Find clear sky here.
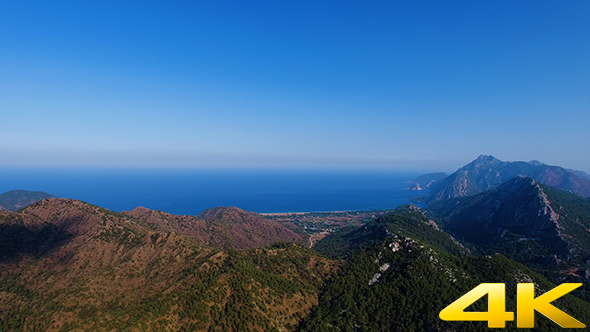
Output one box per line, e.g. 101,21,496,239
1,1,589,172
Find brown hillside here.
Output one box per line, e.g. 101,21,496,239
0,199,337,331
123,205,305,250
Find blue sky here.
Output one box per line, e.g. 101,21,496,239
1,1,589,172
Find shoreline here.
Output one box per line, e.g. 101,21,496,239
260,208,397,216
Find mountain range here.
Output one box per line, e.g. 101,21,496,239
413,155,590,201
417,155,590,305
1,155,590,331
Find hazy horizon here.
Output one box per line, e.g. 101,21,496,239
1,153,587,176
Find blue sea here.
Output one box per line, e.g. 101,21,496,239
0,169,424,215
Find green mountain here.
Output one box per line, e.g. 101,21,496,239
425,155,590,201
430,177,590,264
429,176,590,302
313,205,466,259
300,206,590,331
0,190,55,211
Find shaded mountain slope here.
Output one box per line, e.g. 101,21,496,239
429,176,590,302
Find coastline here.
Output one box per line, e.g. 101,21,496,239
259,209,396,216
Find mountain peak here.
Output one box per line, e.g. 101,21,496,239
197,206,248,222
426,156,590,201
476,154,495,161
504,174,537,187
195,206,304,248
469,154,501,166
126,206,154,217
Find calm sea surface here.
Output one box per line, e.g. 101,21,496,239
0,169,425,215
